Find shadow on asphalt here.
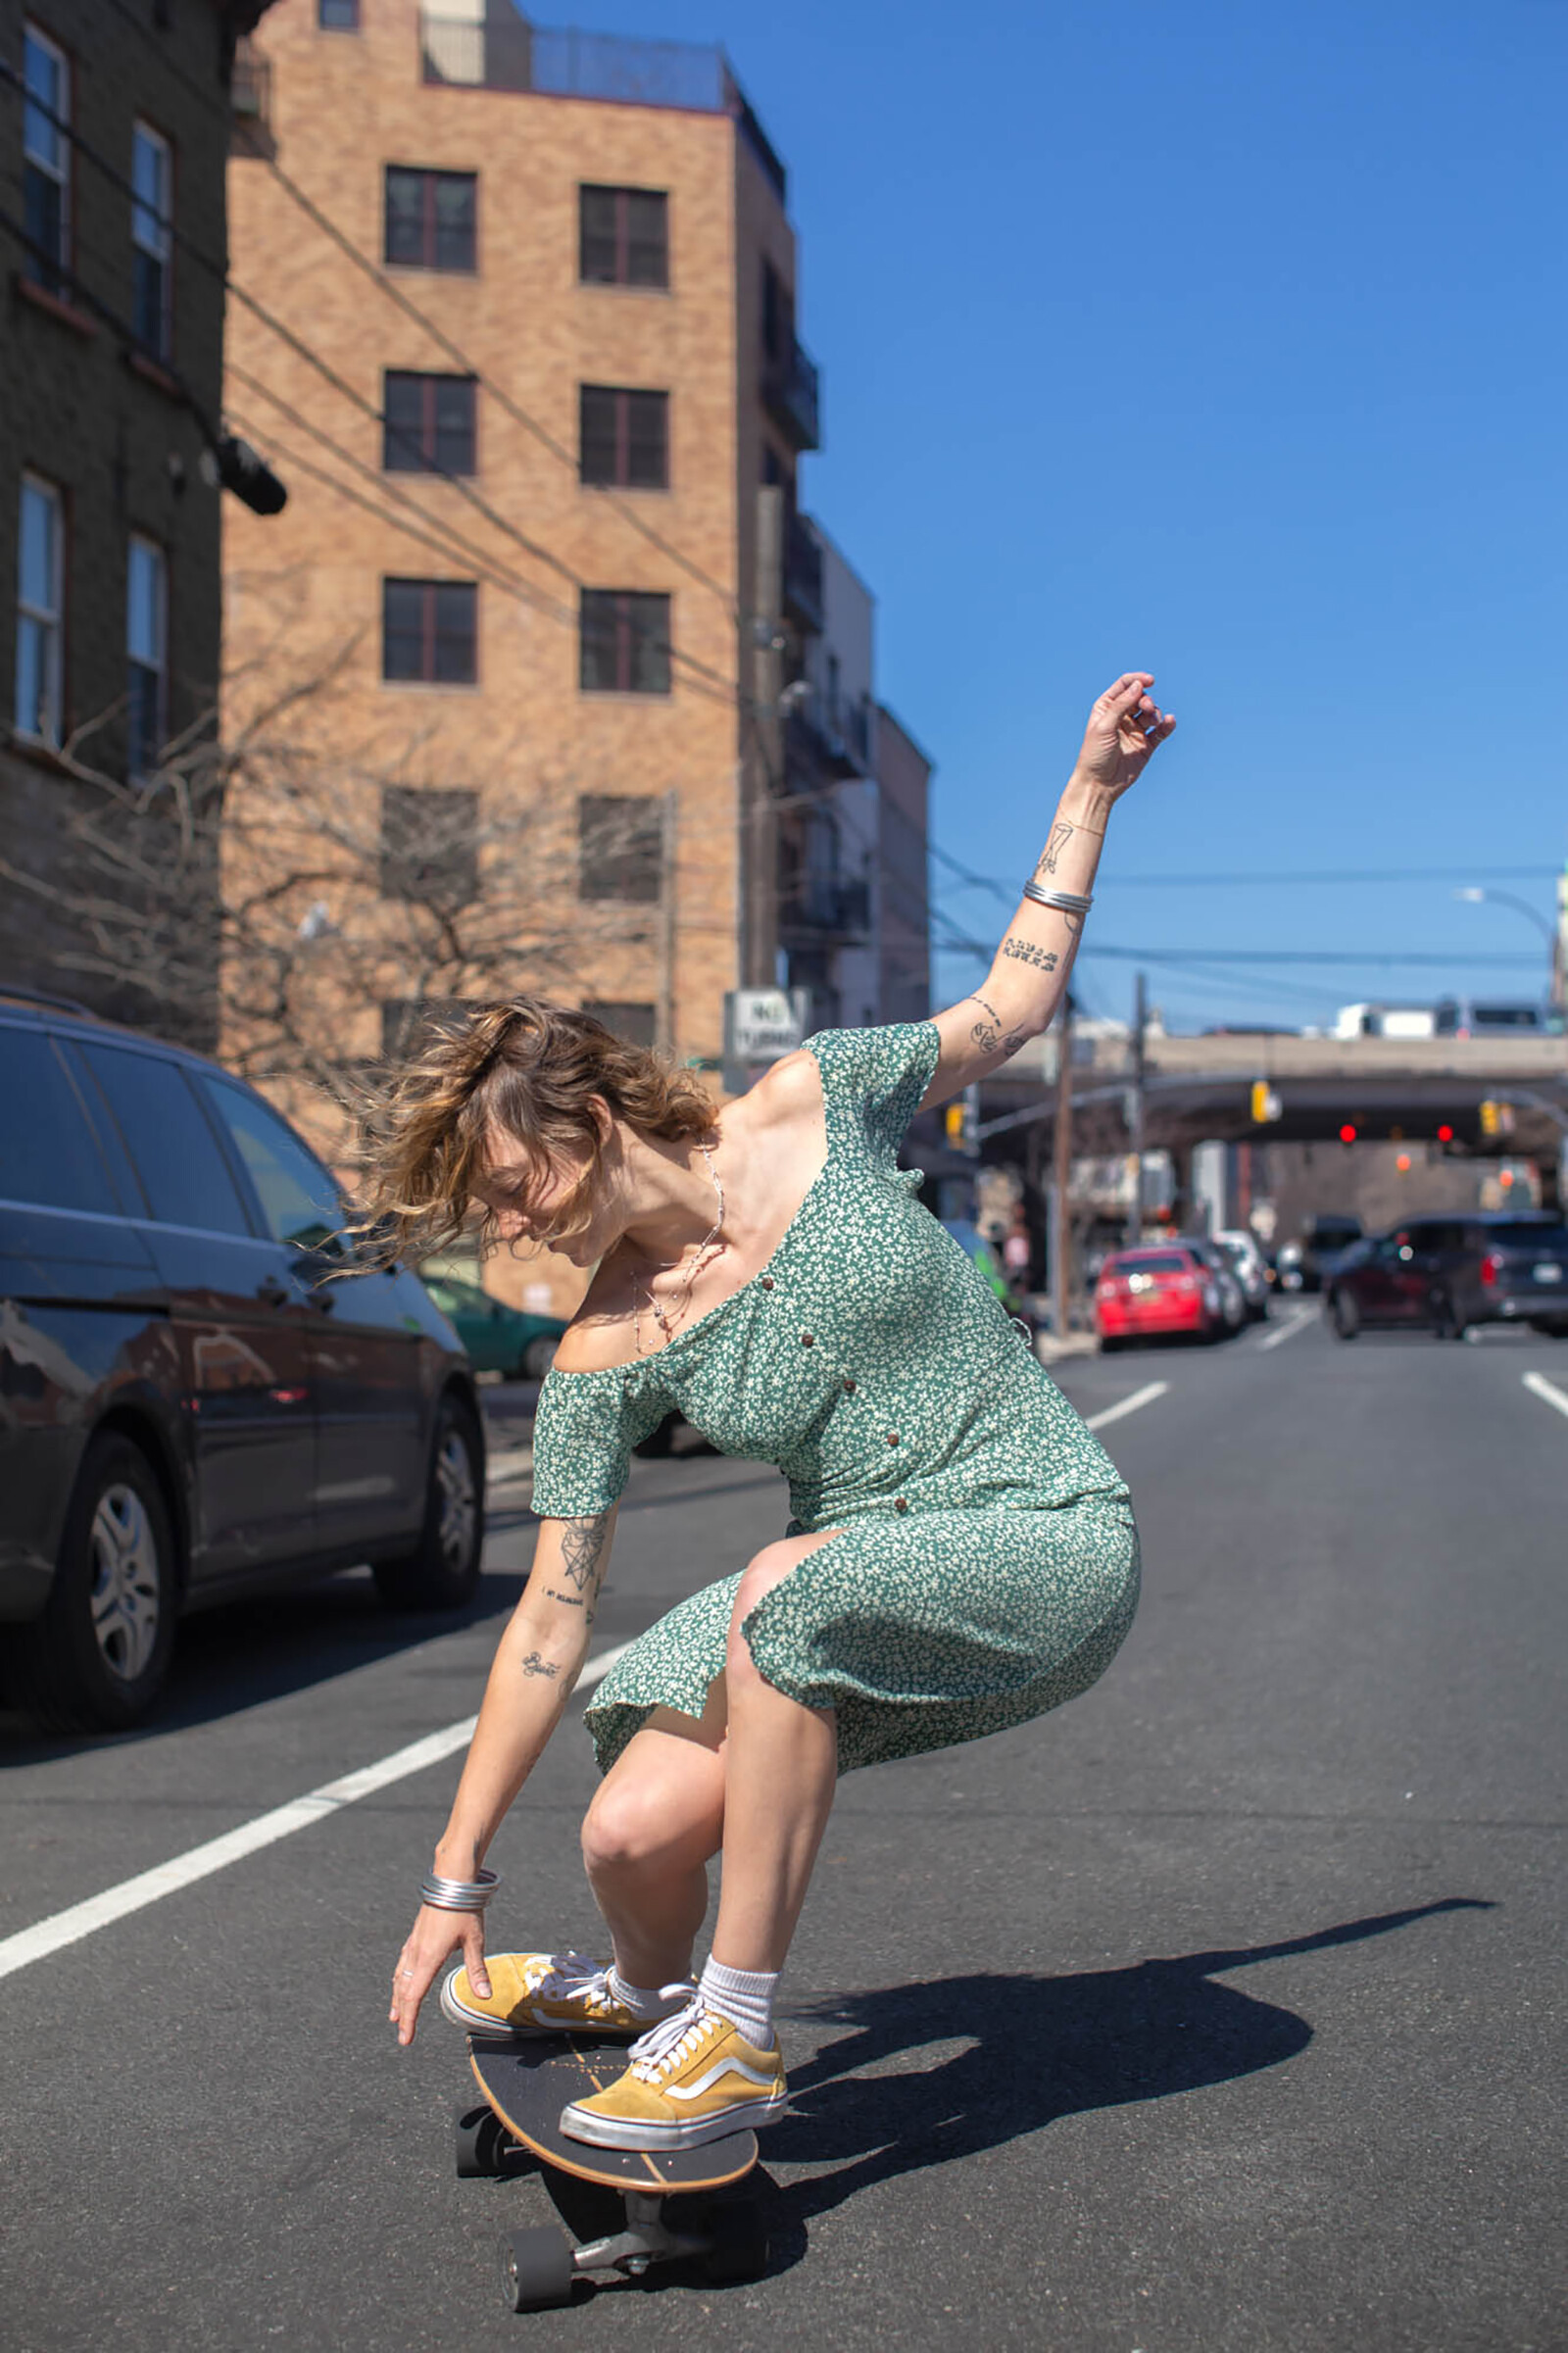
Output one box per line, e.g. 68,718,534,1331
0,1561,523,1765
768,1897,1493,2230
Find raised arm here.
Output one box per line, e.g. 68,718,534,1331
919,672,1176,1113
389,1505,617,2043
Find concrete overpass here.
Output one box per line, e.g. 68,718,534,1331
977,1030,1568,1168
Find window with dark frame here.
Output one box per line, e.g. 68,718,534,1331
579,386,668,489
378,785,479,909
383,371,476,474
126,534,167,777
16,473,64,744
579,185,667,287
22,24,70,298
581,1002,657,1049
384,168,476,271
131,121,172,361
382,578,477,684
579,590,670,696
318,0,360,26
577,797,662,903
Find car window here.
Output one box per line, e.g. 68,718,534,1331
1112,1252,1191,1275
78,1044,251,1235
0,1027,121,1215
1488,1221,1568,1251
204,1078,344,1255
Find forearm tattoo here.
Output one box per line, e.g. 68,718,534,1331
518,1650,560,1679
1037,821,1073,877
1002,936,1059,972
964,993,1028,1059
544,1510,612,1629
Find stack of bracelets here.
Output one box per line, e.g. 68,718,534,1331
1021,881,1094,916
418,1866,500,1914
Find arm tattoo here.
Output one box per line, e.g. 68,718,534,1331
559,1513,611,1596
518,1650,560,1680
1037,821,1073,877
1002,935,1059,972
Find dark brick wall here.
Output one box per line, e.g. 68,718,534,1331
0,0,242,1032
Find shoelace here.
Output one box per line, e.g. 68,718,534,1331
534,1952,616,2010
629,2004,720,2082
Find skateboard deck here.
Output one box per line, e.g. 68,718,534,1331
469,2033,759,2194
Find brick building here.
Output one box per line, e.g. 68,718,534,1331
1,0,271,1041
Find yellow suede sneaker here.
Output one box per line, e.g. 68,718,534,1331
440,1950,695,2038
559,2005,788,2150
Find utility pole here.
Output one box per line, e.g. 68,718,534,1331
746,486,786,990
1052,995,1075,1340
1127,968,1147,1247
657,788,678,1058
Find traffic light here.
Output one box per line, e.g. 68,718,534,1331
1339,1123,1357,1146
1480,1100,1498,1137
1250,1080,1282,1123
1437,1124,1454,1146
945,1083,980,1156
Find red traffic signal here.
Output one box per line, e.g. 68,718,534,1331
1437,1124,1454,1145
1339,1123,1357,1145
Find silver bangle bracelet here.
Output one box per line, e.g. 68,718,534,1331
419,1867,499,1913
1022,880,1094,915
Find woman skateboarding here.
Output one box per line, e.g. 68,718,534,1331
384,672,1175,2151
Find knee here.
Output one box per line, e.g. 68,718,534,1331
580,1783,664,1878
725,1542,798,1679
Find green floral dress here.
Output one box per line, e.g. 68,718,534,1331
529,1021,1141,1777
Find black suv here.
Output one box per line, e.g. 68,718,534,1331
1325,1210,1568,1340
0,996,485,1731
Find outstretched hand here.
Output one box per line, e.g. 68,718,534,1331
1071,672,1176,801
390,1901,492,2047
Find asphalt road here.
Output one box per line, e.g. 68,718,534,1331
2,1308,1563,2352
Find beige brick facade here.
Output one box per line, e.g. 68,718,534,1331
224,0,816,1313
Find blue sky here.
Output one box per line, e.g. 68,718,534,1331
571,0,1566,1030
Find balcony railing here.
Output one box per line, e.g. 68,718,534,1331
785,692,871,784
779,875,871,940
418,13,787,200
762,334,820,452
782,515,823,634
229,39,273,152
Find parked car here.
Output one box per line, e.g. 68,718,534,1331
1276,1214,1364,1293
1325,1212,1568,1340
420,1273,564,1380
1094,1244,1232,1349
1210,1229,1271,1320
1433,998,1562,1038
941,1216,1037,1332
0,994,485,1732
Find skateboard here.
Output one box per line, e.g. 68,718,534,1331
459,2033,769,2312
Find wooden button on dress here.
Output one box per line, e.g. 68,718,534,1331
894,1496,909,1513
842,1376,857,1394
760,1276,774,1290
886,1432,900,1446
800,1332,814,1346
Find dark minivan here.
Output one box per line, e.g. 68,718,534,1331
0,995,485,1731
1325,1211,1568,1340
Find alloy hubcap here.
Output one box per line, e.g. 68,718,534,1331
88,1484,162,1683
436,1430,477,1570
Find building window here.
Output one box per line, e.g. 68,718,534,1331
580,387,668,490
22,25,71,298
383,371,476,474
385,167,476,271
126,534,167,776
581,1002,657,1049
579,186,667,288
379,786,479,908
579,591,670,696
318,0,360,25
130,122,172,361
577,797,662,903
382,578,477,684
15,474,64,744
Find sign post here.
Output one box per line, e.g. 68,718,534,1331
722,987,811,1096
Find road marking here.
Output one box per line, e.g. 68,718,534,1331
1086,1381,1168,1432
1522,1370,1568,1422
0,1638,635,1985
1255,1305,1316,1351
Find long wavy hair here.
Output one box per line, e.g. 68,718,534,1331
355,998,716,1266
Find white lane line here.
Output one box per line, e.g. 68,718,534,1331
0,1638,636,1985
1522,1370,1568,1422
1086,1381,1169,1432
1255,1305,1316,1351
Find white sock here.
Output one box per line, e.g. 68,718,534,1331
699,1956,779,2048
607,1965,692,2022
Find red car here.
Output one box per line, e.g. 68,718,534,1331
1095,1245,1228,1349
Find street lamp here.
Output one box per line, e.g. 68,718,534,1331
1452,886,1561,1010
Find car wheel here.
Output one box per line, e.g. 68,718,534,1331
1428,1286,1458,1341
1099,1335,1122,1354
372,1394,485,1611
519,1335,558,1381
4,1431,179,1733
1329,1290,1360,1340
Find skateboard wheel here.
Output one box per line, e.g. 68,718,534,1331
455,2105,512,2179
499,2226,577,2313
700,2196,770,2284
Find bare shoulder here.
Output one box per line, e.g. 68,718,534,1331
748,1046,824,1133
553,1270,640,1374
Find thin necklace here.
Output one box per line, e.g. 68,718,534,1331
631,1137,726,1355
